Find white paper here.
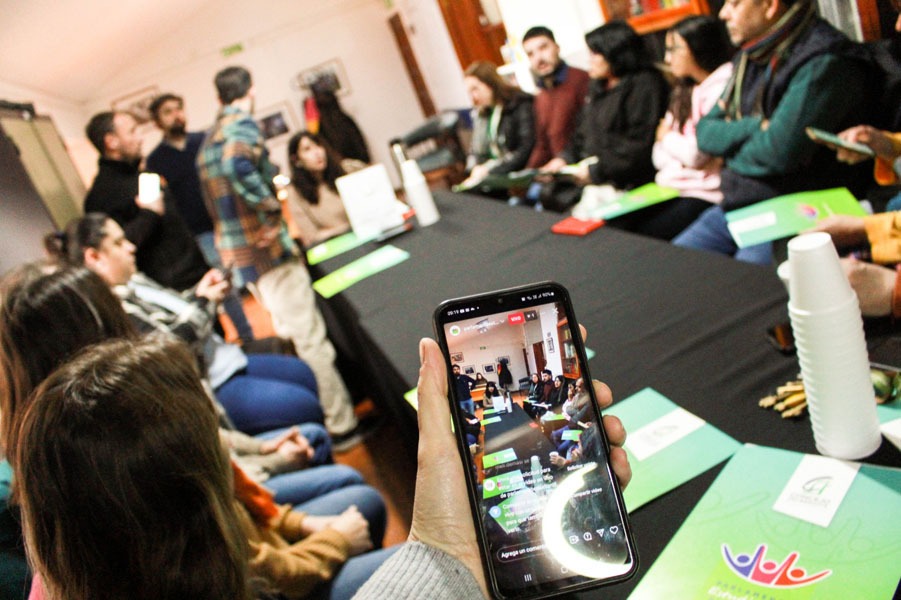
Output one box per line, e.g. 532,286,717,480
624,407,706,462
727,211,777,235
335,164,406,238
772,454,859,528
880,418,901,452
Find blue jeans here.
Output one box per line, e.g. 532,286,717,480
325,546,400,600
216,354,323,434
196,231,255,341
297,484,388,550
459,399,475,414
673,205,773,265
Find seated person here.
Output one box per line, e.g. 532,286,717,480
473,372,488,388
548,375,568,407
459,61,535,190
542,21,669,202
14,336,396,600
672,0,872,265
640,16,735,241
46,214,327,437
284,131,367,248
0,264,377,516
523,372,544,417
483,381,502,401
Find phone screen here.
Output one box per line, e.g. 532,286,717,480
434,282,637,598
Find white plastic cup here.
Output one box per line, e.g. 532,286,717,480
787,233,856,312
401,160,440,227
786,232,881,460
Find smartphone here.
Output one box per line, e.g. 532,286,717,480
766,322,795,355
137,172,161,206
434,282,638,599
805,127,875,157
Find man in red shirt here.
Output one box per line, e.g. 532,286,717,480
523,26,590,169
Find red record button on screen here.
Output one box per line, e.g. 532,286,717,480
508,312,525,325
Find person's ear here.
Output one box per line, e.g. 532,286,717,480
104,131,118,154
764,0,783,21
83,247,102,270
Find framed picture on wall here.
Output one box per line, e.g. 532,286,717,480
463,365,475,375
293,58,351,96
484,364,495,373
255,101,298,141
450,351,464,363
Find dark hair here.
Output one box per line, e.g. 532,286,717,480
215,66,252,104
542,369,552,376
15,337,249,600
148,93,183,121
523,26,555,43
673,15,734,74
44,213,109,266
584,20,653,77
486,381,499,393
0,265,135,454
464,61,522,110
668,16,735,132
287,131,346,205
85,111,117,153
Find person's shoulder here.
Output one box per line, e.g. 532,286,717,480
340,158,368,174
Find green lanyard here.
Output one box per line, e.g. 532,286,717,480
487,105,502,159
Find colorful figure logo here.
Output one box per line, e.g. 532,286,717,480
798,204,819,220
722,544,831,588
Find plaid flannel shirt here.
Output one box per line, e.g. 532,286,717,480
196,105,295,287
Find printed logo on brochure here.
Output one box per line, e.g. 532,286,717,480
722,543,831,589
797,204,819,220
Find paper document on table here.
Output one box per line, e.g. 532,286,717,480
629,444,901,600
772,454,859,528
311,245,409,299
725,187,865,248
336,164,407,238
605,387,740,510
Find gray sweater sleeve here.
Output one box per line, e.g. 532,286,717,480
352,542,485,599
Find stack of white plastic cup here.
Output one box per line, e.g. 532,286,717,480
400,159,440,227
786,232,881,459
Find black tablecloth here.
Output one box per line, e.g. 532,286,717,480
313,192,901,599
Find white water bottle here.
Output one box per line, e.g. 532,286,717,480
401,159,440,227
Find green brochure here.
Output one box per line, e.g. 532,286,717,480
592,183,680,220
605,388,741,511
629,444,901,599
312,245,410,299
305,231,375,266
726,187,865,248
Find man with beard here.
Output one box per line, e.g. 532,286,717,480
83,110,208,291
522,26,590,169
145,93,254,341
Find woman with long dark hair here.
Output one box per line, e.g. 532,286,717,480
285,131,367,247
460,61,535,189
544,21,669,191
639,15,736,240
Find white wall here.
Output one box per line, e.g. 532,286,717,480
2,0,465,188
496,0,605,72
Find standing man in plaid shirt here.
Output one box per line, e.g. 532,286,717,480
196,66,361,448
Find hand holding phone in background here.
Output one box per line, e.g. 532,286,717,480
136,173,165,215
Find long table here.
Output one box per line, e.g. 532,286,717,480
312,192,901,599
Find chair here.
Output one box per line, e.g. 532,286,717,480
389,110,469,189
517,377,531,392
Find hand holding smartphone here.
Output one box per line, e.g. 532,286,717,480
433,282,637,599
805,127,875,157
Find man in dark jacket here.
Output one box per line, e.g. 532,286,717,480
83,111,208,291
673,0,871,264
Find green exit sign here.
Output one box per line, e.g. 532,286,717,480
221,43,244,57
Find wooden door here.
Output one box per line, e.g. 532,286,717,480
437,0,508,69
532,341,546,373
388,13,437,118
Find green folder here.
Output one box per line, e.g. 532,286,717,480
629,444,901,599
305,232,375,266
725,187,865,248
312,245,409,299
605,387,740,511
592,183,680,220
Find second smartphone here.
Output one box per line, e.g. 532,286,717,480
434,282,637,599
